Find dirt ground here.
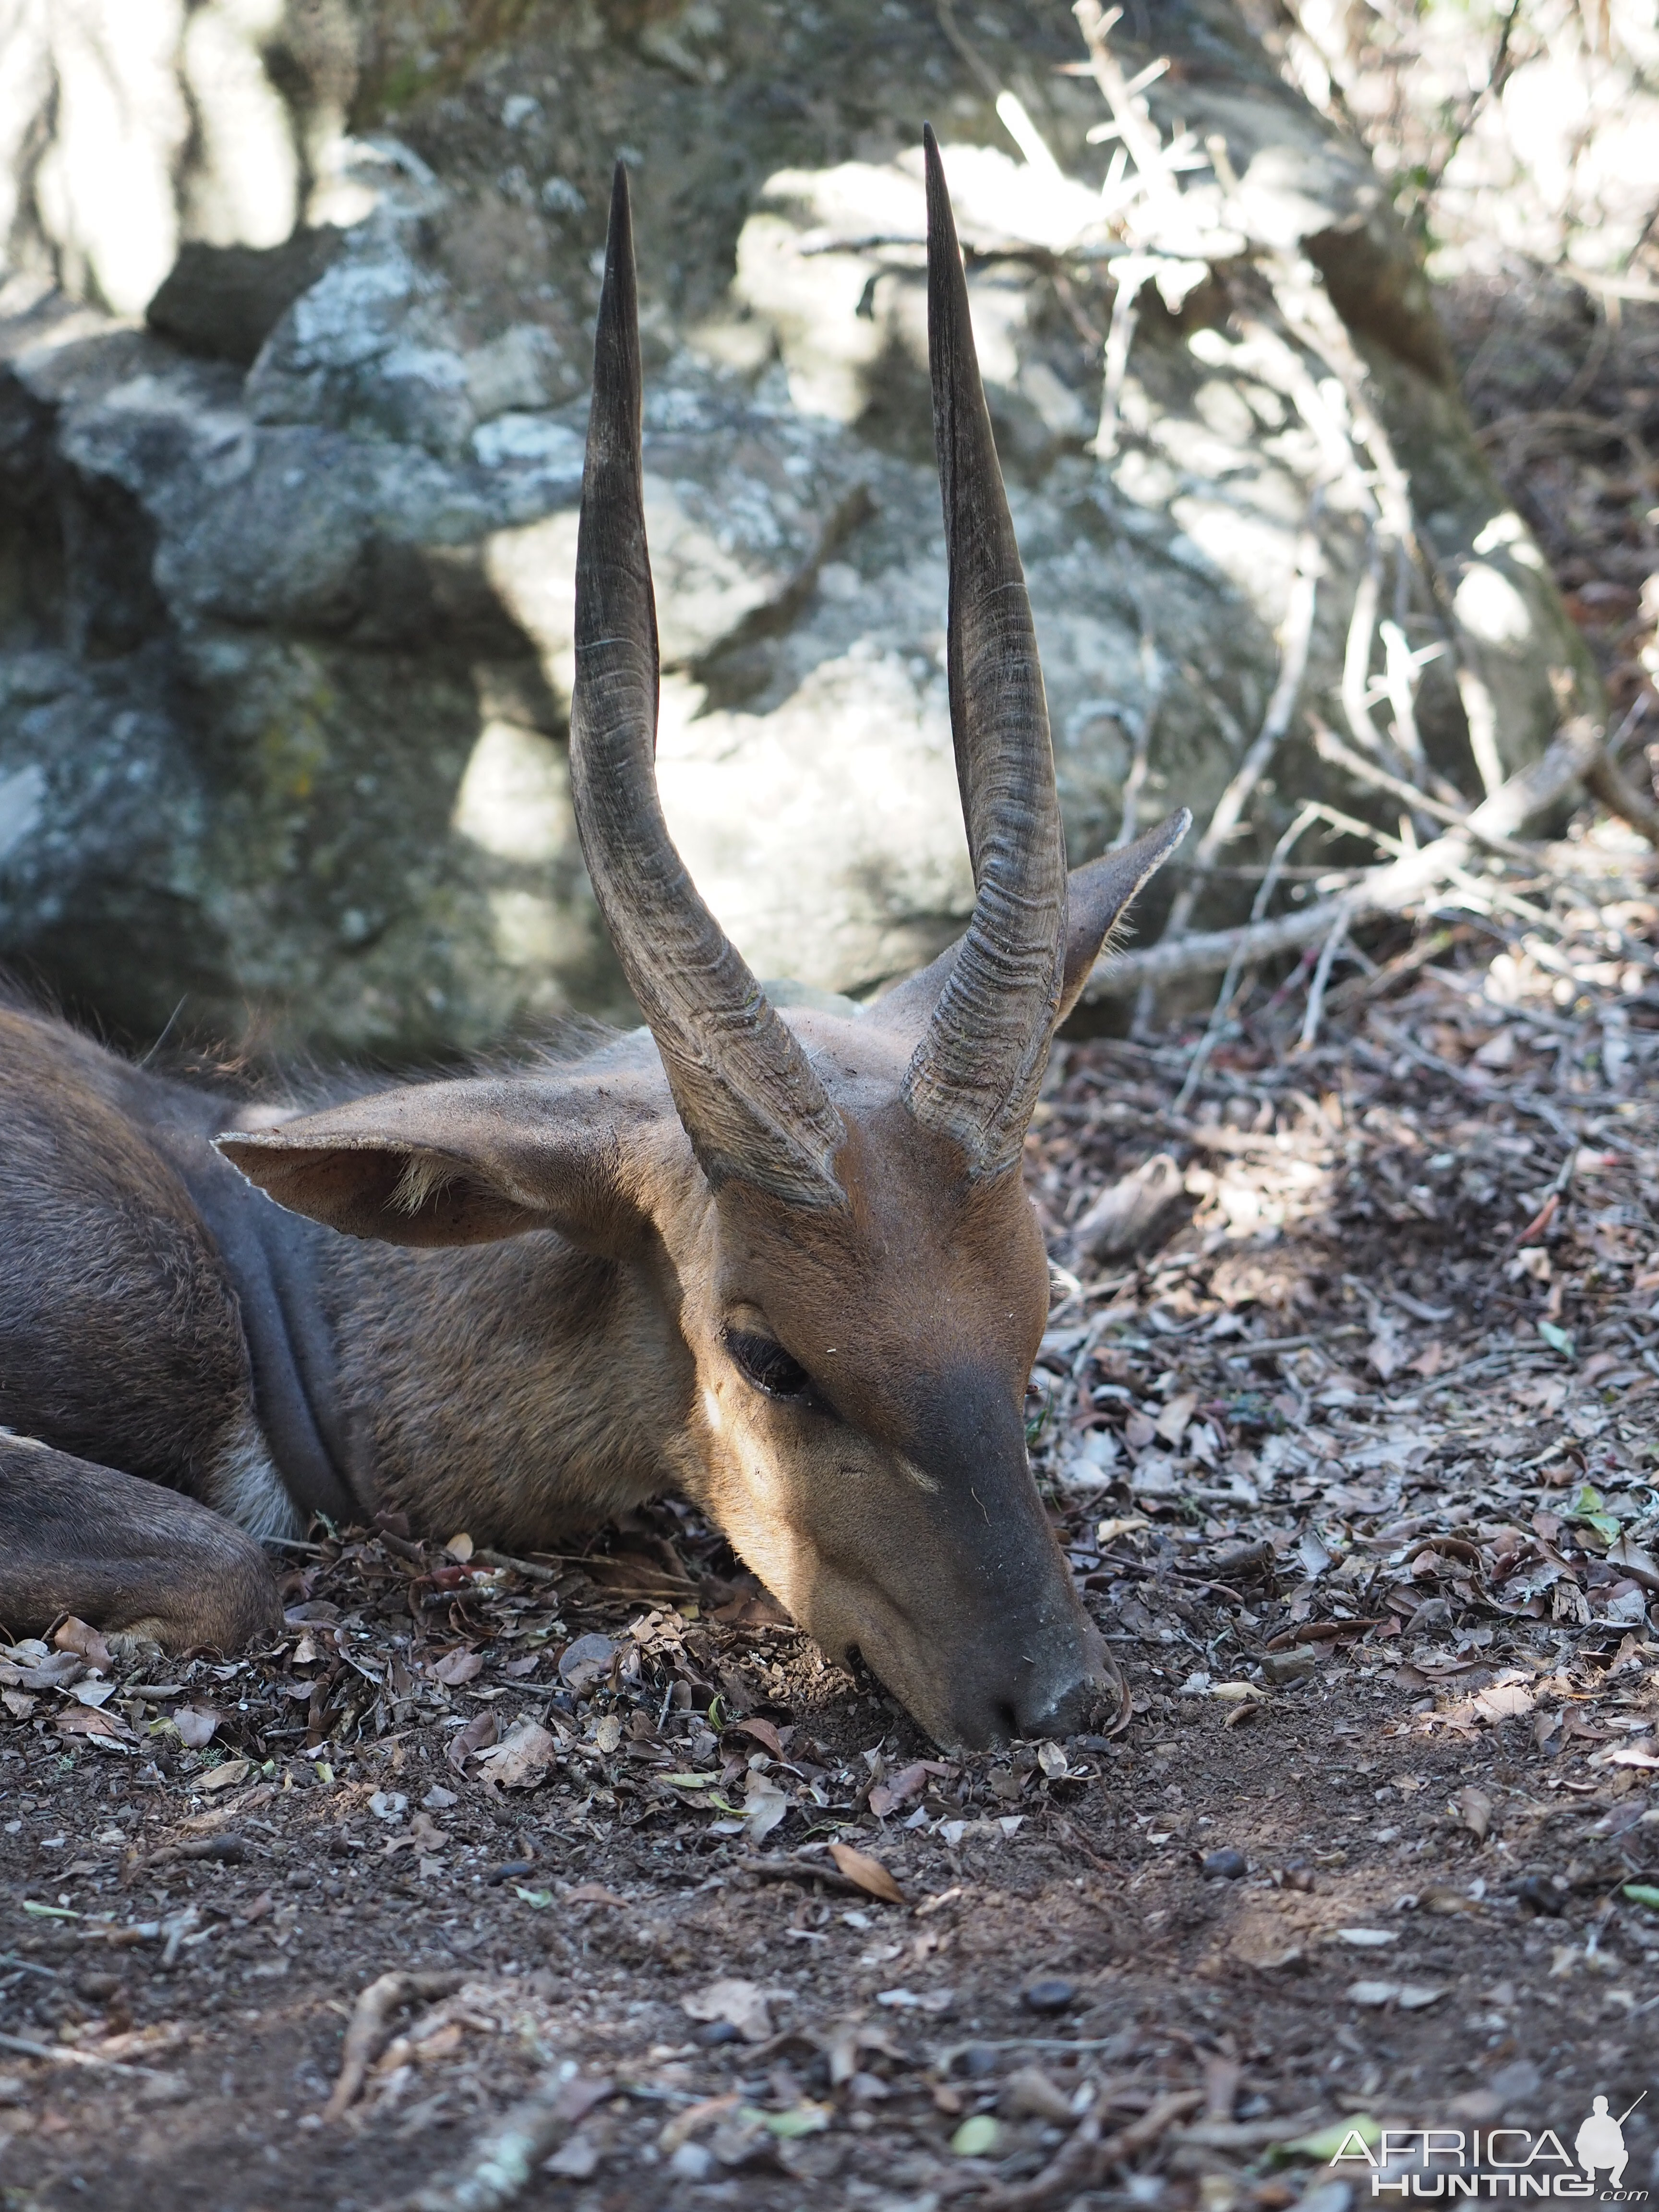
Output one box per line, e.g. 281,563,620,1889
4,916,1659,2212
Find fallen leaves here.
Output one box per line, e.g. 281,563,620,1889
472,1718,556,1789
1347,1979,1448,2009
680,1978,779,2043
446,1710,497,1774
828,1841,905,1905
1458,1785,1495,1842
194,1758,253,1793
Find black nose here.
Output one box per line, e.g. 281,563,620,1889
946,1625,1117,1750
1015,1666,1113,1742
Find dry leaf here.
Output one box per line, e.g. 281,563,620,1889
868,1760,932,1819
429,1649,483,1687
446,1709,497,1774
829,1842,905,1906
53,1617,112,1673
445,1533,474,1562
559,1633,617,1690
732,1717,786,1760
565,1882,628,1909
593,1713,623,1755
54,1704,135,1744
196,1757,253,1791
681,1977,776,2042
743,1777,790,1844
1367,1327,1403,1381
1458,1786,1494,1843
473,1717,556,1788
1155,1391,1198,1446
171,1707,222,1750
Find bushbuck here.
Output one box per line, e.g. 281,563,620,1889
0,136,1186,1750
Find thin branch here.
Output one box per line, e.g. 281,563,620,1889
1071,0,1185,214
1298,902,1353,1050
1174,802,1324,1110
1087,717,1604,998
1164,511,1323,935
1094,273,1142,458
1138,511,1322,1037
1581,746,1659,849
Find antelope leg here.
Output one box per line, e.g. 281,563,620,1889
0,1433,283,1655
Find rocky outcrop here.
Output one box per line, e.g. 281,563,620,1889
0,0,1597,1057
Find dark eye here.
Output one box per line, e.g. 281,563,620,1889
726,1329,812,1401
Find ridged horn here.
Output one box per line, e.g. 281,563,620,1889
570,166,847,1208
899,128,1068,1179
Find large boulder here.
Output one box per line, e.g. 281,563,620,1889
0,0,1596,1056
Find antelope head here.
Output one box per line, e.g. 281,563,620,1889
222,138,1188,1750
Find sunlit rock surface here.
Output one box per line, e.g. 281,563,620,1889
0,0,1597,1057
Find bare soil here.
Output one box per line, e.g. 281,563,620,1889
4,941,1659,2212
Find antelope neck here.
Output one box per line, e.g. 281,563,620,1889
185,1147,358,1527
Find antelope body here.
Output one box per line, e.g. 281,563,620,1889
0,141,1185,1749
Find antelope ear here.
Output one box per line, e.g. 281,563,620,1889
215,1070,659,1252
868,809,1190,1039
1053,808,1190,1026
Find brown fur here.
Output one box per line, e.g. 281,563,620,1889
0,1433,281,1652
0,824,1182,1748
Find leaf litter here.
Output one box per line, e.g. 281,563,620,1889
5,919,1659,2210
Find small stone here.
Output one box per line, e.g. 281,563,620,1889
951,2114,1002,2157
1022,1977,1075,2014
1202,1848,1248,1880
668,2142,713,2181
960,2044,1001,2079
696,2019,743,2047
1513,1873,1563,1916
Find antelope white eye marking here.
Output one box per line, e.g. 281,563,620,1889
899,1455,941,1495
701,1386,724,1433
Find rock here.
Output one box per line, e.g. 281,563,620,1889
1021,1976,1076,2013
147,230,349,366
0,0,1596,1058
1201,1847,1249,1880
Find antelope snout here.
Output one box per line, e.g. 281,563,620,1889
942,1614,1115,1751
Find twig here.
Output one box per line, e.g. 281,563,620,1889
1456,662,1505,797
1110,634,1167,850
1341,535,1386,757
324,1969,462,2121
0,2028,169,2080
1071,1,1184,215
1161,510,1323,943
1299,901,1353,1050
1173,802,1322,1108
1310,720,1540,863
1095,272,1142,459
404,2066,613,2212
1087,717,1603,998
737,1854,872,1897
1580,746,1659,849
979,2084,1204,2210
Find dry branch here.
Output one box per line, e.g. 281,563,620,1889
404,2067,614,2212
323,1969,462,2121
979,2085,1204,2210
1086,718,1604,999
1581,746,1659,849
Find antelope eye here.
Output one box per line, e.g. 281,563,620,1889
725,1329,812,1401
